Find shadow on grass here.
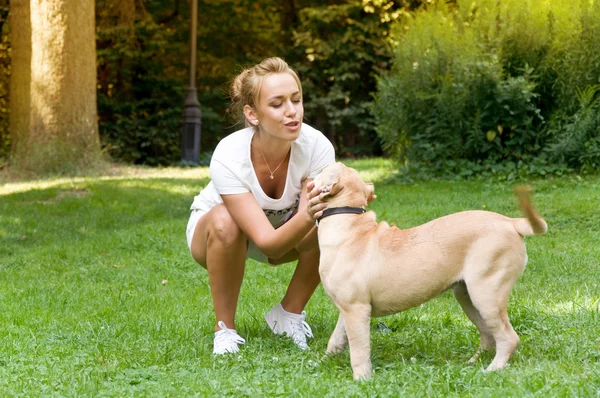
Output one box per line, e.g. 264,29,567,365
0,177,209,256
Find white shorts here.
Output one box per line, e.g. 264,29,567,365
186,210,270,264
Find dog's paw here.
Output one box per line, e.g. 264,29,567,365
353,369,373,381
484,362,509,372
324,348,344,356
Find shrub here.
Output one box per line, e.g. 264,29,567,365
543,0,600,113
375,0,600,175
546,85,600,172
289,0,404,157
374,2,544,171
96,11,225,166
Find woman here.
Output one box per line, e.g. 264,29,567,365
186,57,335,354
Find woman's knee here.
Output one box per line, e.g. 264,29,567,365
207,205,246,247
191,205,246,266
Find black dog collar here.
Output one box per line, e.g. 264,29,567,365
316,206,366,226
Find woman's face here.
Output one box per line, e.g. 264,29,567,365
251,72,303,141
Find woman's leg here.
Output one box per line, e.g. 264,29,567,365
281,245,321,313
190,204,247,332
264,232,320,349
268,228,320,314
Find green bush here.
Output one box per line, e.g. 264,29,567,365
96,11,226,166
289,1,403,157
374,3,543,171
375,0,600,174
546,85,600,172
543,0,600,113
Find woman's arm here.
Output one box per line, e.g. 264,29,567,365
221,179,324,259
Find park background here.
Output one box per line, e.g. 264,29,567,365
1,0,600,177
1,0,599,396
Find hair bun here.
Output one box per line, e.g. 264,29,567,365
230,69,250,104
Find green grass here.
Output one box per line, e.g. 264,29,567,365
1,159,598,397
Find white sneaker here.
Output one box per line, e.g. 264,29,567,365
265,303,314,350
213,321,245,355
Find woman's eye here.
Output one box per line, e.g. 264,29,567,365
271,103,282,108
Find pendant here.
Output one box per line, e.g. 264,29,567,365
270,174,274,179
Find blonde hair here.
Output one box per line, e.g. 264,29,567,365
229,57,303,127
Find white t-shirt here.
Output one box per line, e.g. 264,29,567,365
190,123,335,229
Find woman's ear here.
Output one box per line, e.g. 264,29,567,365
243,105,258,126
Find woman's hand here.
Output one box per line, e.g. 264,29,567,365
303,180,328,221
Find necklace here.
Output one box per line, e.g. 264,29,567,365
257,142,289,179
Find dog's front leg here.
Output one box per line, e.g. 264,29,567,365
341,304,372,380
326,313,348,355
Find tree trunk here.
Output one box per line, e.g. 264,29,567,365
280,0,297,48
8,0,31,159
10,0,102,174
117,0,136,28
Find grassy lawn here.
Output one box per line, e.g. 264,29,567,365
1,159,598,396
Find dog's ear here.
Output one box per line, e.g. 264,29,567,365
315,162,346,200
318,169,343,200
319,180,342,200
364,182,374,202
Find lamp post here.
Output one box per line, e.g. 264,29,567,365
181,0,201,165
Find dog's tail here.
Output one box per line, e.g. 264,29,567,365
512,185,548,237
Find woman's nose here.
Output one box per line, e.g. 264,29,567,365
284,100,296,116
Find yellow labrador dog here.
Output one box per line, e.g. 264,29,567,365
313,162,547,380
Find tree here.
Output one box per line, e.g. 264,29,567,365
288,0,404,156
9,0,103,174
7,0,29,165
280,0,298,48
0,1,10,165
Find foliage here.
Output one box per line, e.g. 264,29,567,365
3,0,600,171
389,155,574,184
96,14,183,165
1,160,599,394
0,1,10,167
375,0,600,174
183,0,283,142
95,0,285,165
546,85,600,173
95,2,186,165
94,0,414,165
543,0,600,113
288,0,405,157
375,3,545,171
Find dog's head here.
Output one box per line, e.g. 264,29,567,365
313,162,374,208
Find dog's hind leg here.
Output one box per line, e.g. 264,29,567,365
326,313,349,355
479,308,519,371
466,275,520,371
453,281,495,363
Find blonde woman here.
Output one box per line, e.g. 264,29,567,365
186,57,335,354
